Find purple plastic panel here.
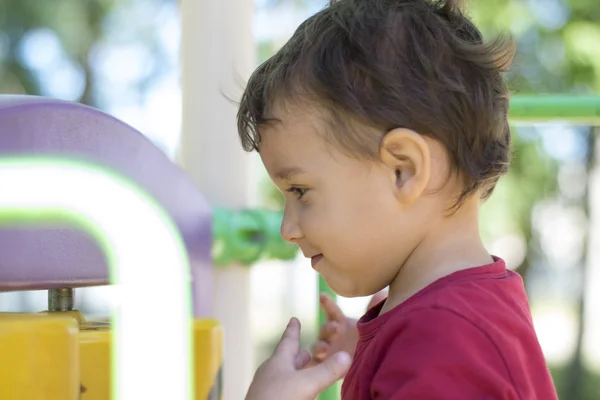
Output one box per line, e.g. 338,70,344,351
0,95,212,317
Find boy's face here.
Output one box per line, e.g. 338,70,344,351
259,110,432,298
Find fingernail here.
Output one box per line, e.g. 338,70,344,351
329,322,339,333
333,352,352,365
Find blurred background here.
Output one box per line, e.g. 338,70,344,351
0,0,598,398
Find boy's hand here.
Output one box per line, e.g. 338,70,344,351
310,291,387,365
245,318,351,400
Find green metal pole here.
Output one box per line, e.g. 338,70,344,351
212,208,297,265
509,95,600,124
318,275,340,400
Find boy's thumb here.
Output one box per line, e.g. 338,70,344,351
302,351,351,394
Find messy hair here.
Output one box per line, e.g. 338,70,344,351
237,0,516,206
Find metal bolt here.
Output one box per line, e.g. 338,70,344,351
48,288,75,311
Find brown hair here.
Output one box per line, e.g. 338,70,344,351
237,0,516,206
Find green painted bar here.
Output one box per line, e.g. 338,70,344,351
509,95,600,124
318,274,340,400
318,275,337,325
212,208,297,265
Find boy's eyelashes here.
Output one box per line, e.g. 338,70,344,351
285,186,308,200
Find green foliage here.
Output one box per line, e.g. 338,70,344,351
550,363,600,400
481,130,558,245
0,0,171,106
470,0,600,93
0,0,117,104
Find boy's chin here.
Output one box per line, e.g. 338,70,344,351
322,277,371,298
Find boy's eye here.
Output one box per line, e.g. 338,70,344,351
286,187,308,200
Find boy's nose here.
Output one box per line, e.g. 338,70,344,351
280,208,303,243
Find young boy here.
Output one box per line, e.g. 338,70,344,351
239,0,558,398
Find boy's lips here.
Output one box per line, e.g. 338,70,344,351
311,254,323,267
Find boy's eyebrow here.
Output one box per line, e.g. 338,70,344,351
275,166,305,181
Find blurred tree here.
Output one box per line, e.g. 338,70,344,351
0,0,114,105
0,0,174,107
472,2,599,398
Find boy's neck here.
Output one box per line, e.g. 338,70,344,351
381,199,492,314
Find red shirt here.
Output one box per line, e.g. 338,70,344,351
341,258,557,400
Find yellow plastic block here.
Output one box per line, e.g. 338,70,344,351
0,314,80,400
0,313,222,400
78,318,222,400
194,319,223,399
79,321,111,399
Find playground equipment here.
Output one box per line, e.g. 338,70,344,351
0,95,294,400
0,94,598,400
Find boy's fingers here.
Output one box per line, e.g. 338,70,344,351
274,317,301,359
302,351,352,395
318,321,340,339
320,293,345,323
294,348,312,370
311,340,330,359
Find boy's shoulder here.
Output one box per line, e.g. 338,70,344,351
343,258,557,400
402,258,532,326
366,258,537,357
361,257,531,334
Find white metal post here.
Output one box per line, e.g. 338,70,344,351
179,0,256,399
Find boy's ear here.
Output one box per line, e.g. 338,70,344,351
379,128,431,206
